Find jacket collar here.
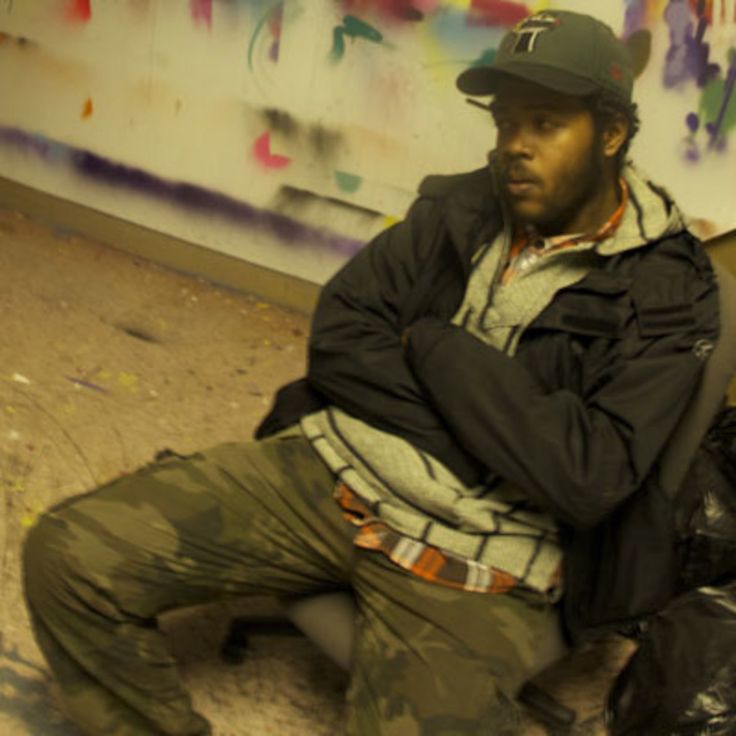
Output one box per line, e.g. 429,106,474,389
596,163,687,256
416,160,688,270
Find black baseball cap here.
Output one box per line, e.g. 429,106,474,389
457,10,634,103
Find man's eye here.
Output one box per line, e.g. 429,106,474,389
535,117,557,131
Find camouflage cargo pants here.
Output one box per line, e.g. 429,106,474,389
23,428,560,735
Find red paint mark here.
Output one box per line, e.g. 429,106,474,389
81,98,94,119
610,62,623,82
268,2,284,62
268,3,283,38
468,0,530,27
339,0,439,22
190,0,212,29
252,132,291,170
65,0,92,23
688,0,713,24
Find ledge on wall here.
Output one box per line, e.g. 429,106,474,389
0,175,321,315
2,174,735,317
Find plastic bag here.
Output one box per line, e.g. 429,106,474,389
608,582,736,735
674,407,736,592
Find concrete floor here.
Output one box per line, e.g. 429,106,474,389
0,206,635,734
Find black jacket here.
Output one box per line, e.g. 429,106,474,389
256,166,720,641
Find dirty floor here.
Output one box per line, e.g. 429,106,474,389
0,207,634,735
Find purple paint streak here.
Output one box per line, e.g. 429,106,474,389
623,0,646,38
66,377,109,393
0,126,364,257
685,143,700,162
664,0,720,88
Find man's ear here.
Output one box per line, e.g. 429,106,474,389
603,114,629,159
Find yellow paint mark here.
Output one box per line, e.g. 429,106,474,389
531,0,551,11
21,503,43,529
256,302,270,310
95,369,112,382
81,97,94,119
117,372,140,391
646,0,670,23
382,215,400,228
5,405,16,414
443,0,472,8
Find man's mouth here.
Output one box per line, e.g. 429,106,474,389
505,179,538,197
503,169,540,197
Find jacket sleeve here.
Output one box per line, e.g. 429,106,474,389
307,197,482,483
404,243,720,530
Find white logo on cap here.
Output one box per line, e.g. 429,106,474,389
511,13,559,54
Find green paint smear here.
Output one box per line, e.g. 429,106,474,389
471,47,496,69
248,0,282,72
700,76,736,135
331,27,346,63
335,170,363,193
343,15,383,44
330,15,383,64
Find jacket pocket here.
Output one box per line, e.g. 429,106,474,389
531,273,632,339
631,273,696,338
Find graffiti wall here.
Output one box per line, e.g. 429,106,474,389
0,1,734,285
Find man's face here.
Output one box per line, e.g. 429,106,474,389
491,79,608,236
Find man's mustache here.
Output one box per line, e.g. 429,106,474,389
489,152,542,186
500,165,542,186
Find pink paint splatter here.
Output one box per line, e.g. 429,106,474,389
252,132,291,170
468,0,530,28
65,0,92,23
190,0,212,30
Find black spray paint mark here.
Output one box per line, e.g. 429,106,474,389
276,185,383,219
262,107,299,138
308,124,343,160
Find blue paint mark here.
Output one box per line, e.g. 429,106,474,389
426,8,505,66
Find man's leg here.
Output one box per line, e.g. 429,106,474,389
23,431,353,736
347,553,562,736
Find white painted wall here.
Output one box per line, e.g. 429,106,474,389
1,1,734,286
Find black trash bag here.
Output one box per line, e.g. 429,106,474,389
674,406,736,592
608,582,736,736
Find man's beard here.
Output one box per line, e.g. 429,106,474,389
501,144,608,237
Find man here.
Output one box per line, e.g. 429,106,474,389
23,10,719,736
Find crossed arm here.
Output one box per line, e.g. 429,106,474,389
308,203,718,530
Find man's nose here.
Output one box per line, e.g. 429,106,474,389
502,125,533,158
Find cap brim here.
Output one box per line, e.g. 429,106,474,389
457,64,600,97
